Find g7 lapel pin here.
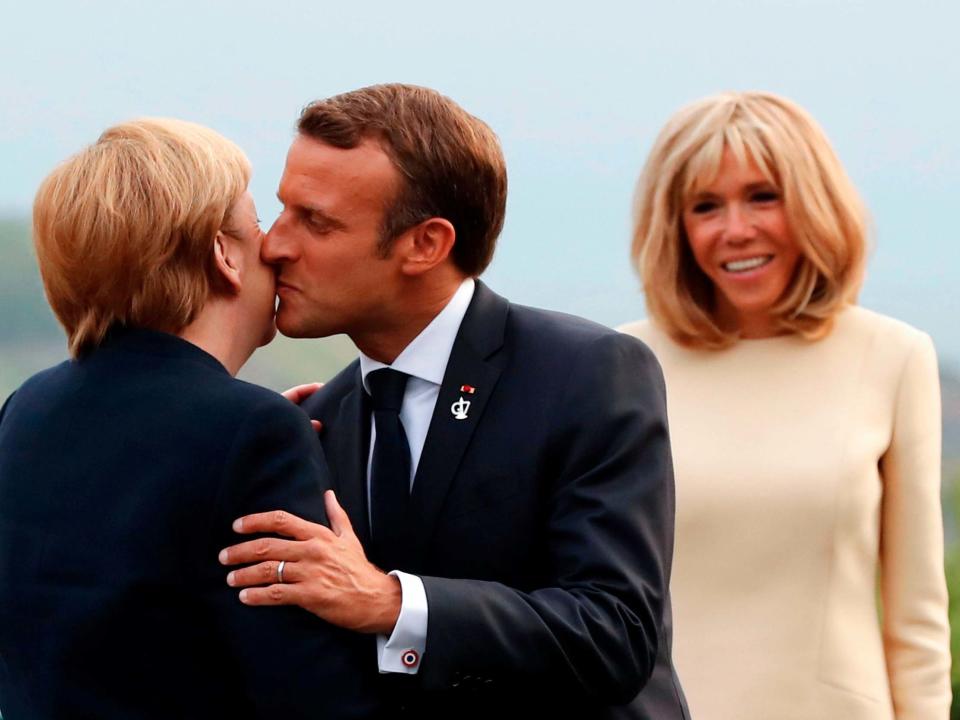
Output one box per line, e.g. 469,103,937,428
451,385,476,420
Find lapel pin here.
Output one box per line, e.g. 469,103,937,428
451,396,471,420
459,385,476,394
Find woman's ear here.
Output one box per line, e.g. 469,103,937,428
213,231,242,293
399,218,457,276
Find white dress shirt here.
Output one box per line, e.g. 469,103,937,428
358,278,475,674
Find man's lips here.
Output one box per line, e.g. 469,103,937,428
276,280,299,293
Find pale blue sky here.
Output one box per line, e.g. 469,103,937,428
2,0,958,361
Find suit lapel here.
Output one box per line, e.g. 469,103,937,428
408,281,509,554
332,372,372,547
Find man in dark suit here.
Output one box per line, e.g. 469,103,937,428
0,118,376,719
220,85,688,719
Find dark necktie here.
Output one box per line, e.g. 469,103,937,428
367,368,412,571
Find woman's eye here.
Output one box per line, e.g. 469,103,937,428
690,201,718,214
751,190,779,203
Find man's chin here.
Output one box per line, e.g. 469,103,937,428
257,321,279,348
276,315,328,340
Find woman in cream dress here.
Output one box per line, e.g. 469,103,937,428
620,92,950,719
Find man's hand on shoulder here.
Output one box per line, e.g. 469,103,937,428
281,382,324,432
219,490,401,634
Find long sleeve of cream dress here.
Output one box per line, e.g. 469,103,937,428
619,306,950,720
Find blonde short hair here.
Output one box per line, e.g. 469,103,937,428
33,118,251,357
630,91,868,349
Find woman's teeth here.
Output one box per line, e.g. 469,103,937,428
723,255,773,273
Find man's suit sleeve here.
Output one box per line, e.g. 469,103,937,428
419,333,674,702
198,397,378,719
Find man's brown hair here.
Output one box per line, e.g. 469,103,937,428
297,84,507,276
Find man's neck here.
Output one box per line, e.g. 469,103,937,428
352,278,467,365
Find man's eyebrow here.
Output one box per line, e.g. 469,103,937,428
279,196,347,231
307,207,347,230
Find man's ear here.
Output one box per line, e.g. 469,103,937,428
213,231,243,293
399,218,456,276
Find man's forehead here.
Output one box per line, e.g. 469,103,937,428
280,135,399,205
286,135,393,176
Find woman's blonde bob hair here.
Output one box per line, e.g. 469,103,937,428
630,91,868,349
33,117,251,357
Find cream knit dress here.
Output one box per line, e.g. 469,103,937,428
620,306,950,720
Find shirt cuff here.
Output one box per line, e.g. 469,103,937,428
376,570,428,674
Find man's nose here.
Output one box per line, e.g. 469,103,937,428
261,215,295,264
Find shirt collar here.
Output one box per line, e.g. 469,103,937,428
359,278,476,391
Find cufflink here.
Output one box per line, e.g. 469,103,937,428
401,649,420,668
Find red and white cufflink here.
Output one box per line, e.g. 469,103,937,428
401,649,420,668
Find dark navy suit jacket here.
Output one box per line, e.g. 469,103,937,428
304,282,690,719
0,328,377,720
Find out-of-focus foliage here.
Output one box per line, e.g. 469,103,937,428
0,219,61,338
946,474,960,718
